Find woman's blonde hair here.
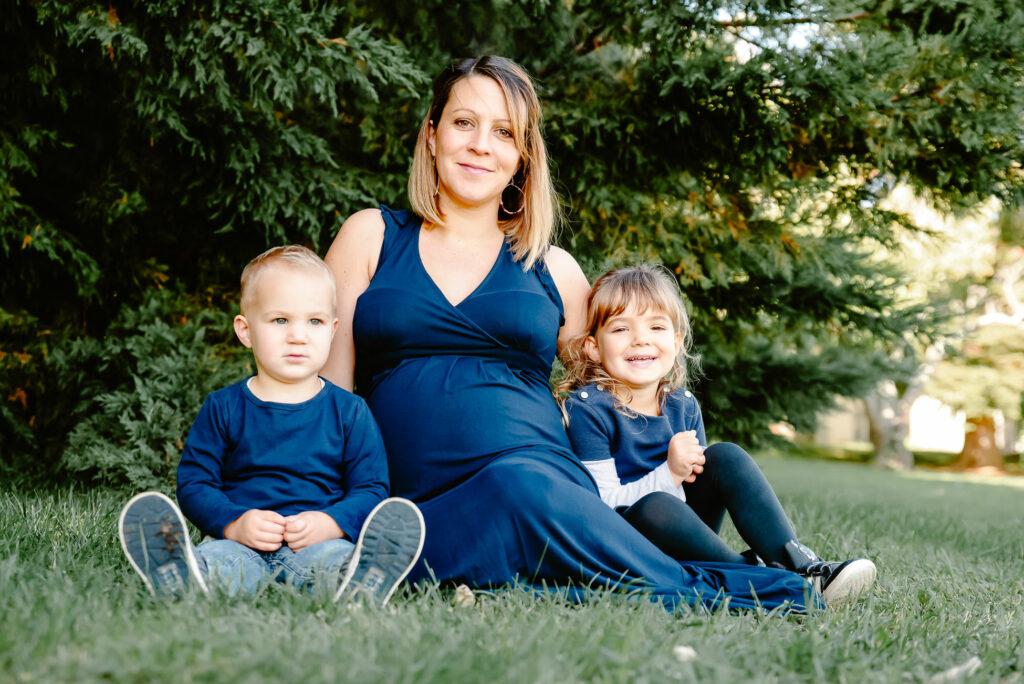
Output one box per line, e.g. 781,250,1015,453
408,56,560,270
239,245,336,316
556,263,699,411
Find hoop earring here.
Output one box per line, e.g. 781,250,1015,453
499,181,525,216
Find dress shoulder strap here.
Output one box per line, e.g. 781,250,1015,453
377,205,421,266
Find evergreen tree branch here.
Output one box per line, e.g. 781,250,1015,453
569,11,873,58
713,12,872,28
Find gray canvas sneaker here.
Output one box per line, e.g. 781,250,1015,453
334,497,425,606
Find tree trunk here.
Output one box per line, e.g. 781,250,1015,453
1000,417,1019,456
865,384,915,470
865,344,947,470
953,416,1004,469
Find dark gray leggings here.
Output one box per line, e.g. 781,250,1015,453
619,442,796,566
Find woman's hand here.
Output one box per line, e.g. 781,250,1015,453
667,430,706,486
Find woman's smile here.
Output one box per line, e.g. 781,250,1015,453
458,162,492,174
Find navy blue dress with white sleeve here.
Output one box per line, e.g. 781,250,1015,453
565,383,704,509
351,206,817,612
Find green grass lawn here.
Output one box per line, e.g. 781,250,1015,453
2,456,1022,683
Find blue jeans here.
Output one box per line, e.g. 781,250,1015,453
194,538,355,595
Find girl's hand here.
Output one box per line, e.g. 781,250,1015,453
667,430,706,485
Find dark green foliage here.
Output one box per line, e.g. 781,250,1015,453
535,1,1024,440
3,1,1024,483
2,1,427,485
1,287,248,488
60,287,250,491
4,1,427,303
0,308,98,484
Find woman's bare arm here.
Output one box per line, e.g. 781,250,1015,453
545,245,591,357
321,208,386,391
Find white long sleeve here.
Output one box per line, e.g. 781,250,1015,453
583,458,686,509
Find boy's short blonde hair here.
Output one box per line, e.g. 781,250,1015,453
556,263,699,410
239,245,337,315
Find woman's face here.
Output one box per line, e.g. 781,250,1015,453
428,75,522,212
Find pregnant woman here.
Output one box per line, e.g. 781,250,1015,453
322,56,816,612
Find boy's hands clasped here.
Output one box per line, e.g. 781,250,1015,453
667,430,705,486
282,511,344,551
224,509,343,552
224,509,287,551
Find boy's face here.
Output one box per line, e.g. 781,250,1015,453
233,264,338,388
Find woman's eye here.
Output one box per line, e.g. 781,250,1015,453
496,128,513,139
454,118,473,128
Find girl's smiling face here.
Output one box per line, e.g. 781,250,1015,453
584,300,682,402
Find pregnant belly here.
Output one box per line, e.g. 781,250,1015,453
365,356,570,500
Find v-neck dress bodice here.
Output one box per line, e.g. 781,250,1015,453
351,206,818,612
354,207,578,501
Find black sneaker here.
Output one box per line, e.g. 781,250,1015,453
800,558,877,607
783,539,876,607
118,491,207,596
739,549,766,566
334,497,425,606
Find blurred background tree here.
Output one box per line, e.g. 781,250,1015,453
858,186,1011,469
2,0,1023,486
926,206,1024,468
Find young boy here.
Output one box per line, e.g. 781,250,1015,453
118,245,424,605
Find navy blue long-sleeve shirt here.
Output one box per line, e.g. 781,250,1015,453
564,383,706,508
176,378,389,539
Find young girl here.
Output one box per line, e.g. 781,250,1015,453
558,263,876,606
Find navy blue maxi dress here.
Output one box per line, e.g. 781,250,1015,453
352,206,818,612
